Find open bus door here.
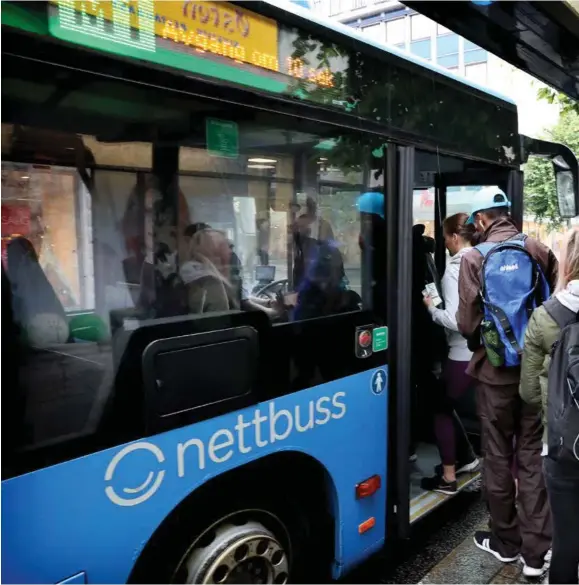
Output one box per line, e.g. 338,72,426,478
405,144,579,531
433,143,579,428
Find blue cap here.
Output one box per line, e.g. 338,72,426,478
357,191,384,219
466,186,510,224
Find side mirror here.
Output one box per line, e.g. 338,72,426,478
520,135,579,219
552,155,577,218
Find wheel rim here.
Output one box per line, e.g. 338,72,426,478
175,517,290,585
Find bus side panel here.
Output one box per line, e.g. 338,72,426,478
1,367,388,584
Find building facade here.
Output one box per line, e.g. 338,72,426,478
315,0,488,83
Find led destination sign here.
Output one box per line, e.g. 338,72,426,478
50,1,340,90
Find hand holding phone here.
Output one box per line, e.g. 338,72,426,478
423,283,442,307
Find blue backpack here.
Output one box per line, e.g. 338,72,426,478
476,234,551,367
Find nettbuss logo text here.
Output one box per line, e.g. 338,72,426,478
105,391,347,506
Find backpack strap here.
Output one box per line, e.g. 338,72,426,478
543,297,579,330
474,242,496,258
487,303,524,356
474,233,527,258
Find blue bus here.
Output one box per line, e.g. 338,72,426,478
2,1,577,583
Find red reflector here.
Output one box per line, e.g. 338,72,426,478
356,474,381,499
358,517,376,534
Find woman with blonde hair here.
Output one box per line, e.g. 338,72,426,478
180,226,238,313
520,227,579,582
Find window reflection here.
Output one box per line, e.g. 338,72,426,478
1,76,385,457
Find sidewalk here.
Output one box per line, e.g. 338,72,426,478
418,520,548,585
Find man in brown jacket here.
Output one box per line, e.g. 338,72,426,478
457,187,558,576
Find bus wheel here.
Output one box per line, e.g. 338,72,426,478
173,514,290,584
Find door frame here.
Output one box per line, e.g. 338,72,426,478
387,144,415,539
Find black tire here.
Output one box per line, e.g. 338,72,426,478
129,481,329,584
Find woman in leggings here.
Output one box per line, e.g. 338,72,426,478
421,213,480,495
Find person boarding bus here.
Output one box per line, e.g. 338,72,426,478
457,187,558,576
421,213,480,495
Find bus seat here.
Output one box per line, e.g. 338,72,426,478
6,237,69,339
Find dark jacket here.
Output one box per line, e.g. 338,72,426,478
457,218,558,386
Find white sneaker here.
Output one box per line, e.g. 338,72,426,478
522,557,548,578
457,458,480,474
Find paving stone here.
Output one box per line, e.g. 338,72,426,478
490,574,517,584
497,563,523,580
419,522,504,584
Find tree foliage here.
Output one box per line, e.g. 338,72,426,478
537,86,579,116
287,33,517,174
286,31,579,231
523,108,579,231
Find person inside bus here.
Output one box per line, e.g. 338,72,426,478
182,224,281,318
180,225,240,313
294,195,334,242
420,213,480,494
290,235,358,321
292,196,336,290
410,224,449,462
119,181,193,317
357,191,386,316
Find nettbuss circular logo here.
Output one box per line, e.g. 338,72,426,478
104,442,166,507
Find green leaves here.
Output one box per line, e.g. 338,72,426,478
537,87,579,117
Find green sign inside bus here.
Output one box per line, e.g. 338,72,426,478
206,118,239,159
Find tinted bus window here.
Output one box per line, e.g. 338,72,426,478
1,59,386,474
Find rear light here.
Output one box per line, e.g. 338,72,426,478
356,474,381,499
358,517,376,534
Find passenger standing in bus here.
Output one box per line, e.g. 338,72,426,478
457,187,558,577
520,227,579,583
421,213,480,495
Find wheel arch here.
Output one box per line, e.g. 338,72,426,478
127,450,339,583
